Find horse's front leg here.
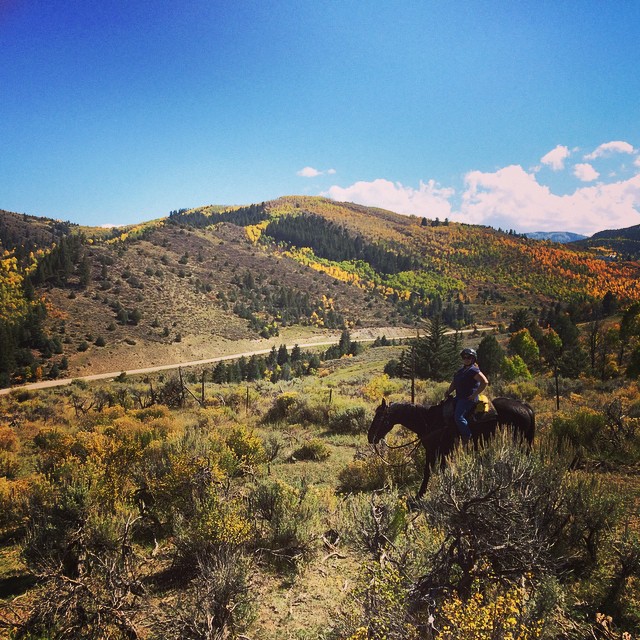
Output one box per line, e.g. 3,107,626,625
406,446,432,511
417,447,432,499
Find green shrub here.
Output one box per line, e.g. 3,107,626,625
502,379,539,401
328,405,368,434
551,408,607,451
262,392,299,423
291,438,330,461
338,561,420,640
152,546,256,639
248,479,321,570
338,458,388,493
550,406,640,462
418,432,623,600
338,490,408,559
262,392,328,426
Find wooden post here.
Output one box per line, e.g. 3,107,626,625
411,345,416,404
201,370,206,405
411,326,418,404
328,388,333,405
178,367,186,408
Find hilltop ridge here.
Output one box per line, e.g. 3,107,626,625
1,196,639,385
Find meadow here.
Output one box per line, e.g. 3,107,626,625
0,337,639,640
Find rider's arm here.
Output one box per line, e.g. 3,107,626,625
470,371,488,400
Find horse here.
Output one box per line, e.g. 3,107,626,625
368,397,535,498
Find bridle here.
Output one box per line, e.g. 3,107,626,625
371,405,422,467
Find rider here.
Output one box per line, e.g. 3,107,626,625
445,347,489,442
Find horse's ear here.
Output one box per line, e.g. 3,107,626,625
381,398,387,408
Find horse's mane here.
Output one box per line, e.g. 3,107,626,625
389,401,432,422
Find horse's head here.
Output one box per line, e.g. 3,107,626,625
368,398,394,444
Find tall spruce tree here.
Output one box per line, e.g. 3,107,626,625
413,316,460,382
477,334,505,378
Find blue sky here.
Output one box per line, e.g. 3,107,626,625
1,1,639,235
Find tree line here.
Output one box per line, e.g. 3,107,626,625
386,298,640,390
265,212,416,275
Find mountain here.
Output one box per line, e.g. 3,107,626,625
1,196,640,385
572,223,640,260
590,223,640,242
525,231,587,243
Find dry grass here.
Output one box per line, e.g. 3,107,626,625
1,344,639,639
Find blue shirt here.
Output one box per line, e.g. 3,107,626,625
453,364,481,399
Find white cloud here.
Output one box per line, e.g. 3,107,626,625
297,166,337,178
297,166,322,177
324,166,640,235
324,178,454,219
585,140,635,160
573,163,599,182
540,145,570,171
458,165,640,234
635,156,640,168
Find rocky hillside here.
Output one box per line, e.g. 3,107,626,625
2,196,640,383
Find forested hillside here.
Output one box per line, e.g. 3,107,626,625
573,222,640,260
1,196,639,387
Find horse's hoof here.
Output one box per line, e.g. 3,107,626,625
406,496,422,512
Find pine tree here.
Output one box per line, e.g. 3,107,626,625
477,334,505,378
413,316,459,382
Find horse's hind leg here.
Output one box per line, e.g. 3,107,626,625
416,449,432,499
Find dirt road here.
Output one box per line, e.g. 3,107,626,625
0,326,491,395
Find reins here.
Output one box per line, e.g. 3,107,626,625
372,436,422,467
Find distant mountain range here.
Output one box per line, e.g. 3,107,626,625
525,231,587,243
525,225,640,259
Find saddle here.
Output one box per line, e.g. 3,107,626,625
471,395,498,424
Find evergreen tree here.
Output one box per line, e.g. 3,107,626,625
266,346,278,367
476,334,505,378
619,302,640,366
338,329,352,356
413,316,459,382
213,362,227,383
277,344,290,366
78,253,91,288
246,355,263,381
306,353,321,373
509,308,532,333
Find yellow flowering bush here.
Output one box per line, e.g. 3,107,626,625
437,586,543,640
361,374,404,402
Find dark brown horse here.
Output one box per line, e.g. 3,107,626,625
368,397,535,498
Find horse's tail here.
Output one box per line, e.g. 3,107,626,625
523,401,535,445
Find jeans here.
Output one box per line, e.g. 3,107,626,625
454,397,476,439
